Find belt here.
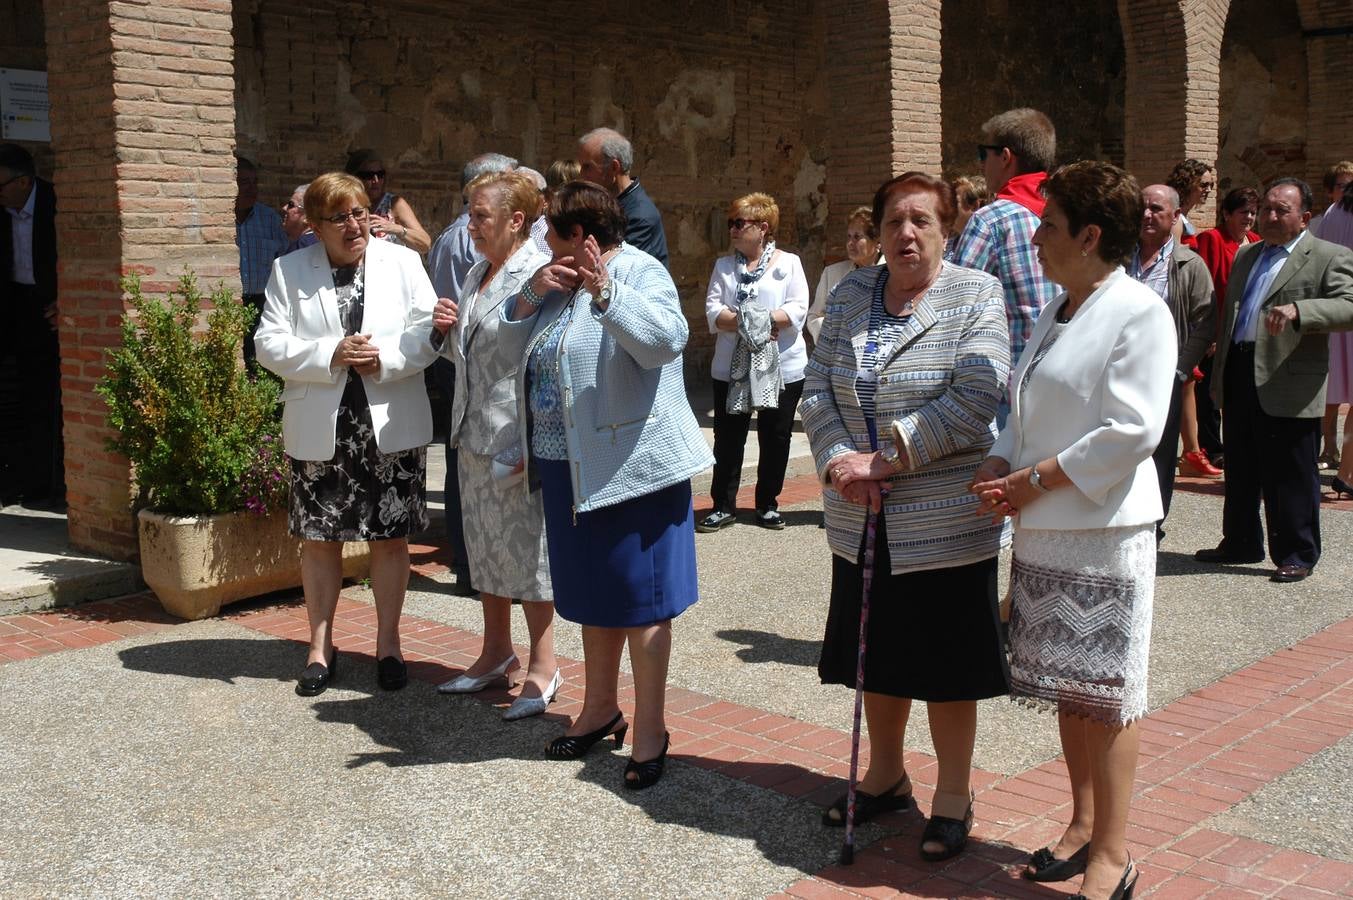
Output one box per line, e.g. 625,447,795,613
1232,341,1256,352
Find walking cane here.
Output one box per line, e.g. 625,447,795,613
840,486,885,866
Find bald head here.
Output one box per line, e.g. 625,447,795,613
1139,183,1181,249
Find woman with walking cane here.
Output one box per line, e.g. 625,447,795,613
802,172,1010,862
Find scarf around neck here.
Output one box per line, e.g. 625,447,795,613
734,240,777,307
997,171,1049,217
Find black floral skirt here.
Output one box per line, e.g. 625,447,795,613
288,377,428,542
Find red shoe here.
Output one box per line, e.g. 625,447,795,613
1179,450,1223,478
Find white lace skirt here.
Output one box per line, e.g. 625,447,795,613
1007,525,1155,726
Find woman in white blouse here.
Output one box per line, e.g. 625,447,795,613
698,192,810,532
805,206,880,343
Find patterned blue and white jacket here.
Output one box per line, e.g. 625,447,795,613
802,262,1011,573
498,243,714,513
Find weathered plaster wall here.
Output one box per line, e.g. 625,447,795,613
231,0,829,378
941,0,1126,177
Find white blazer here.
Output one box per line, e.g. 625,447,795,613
255,238,439,461
989,268,1176,530
704,249,810,382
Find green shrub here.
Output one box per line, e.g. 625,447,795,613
96,272,284,516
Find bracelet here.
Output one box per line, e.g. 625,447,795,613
520,281,544,307
1029,464,1050,493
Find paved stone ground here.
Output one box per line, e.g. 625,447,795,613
2,469,1352,898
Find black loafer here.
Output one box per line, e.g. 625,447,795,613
755,509,785,530
1271,564,1311,583
695,510,735,533
296,649,338,697
1194,546,1264,564
377,656,408,691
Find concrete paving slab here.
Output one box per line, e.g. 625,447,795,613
1207,733,1353,863
0,621,869,899
0,504,141,614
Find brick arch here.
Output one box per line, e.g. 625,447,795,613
1119,0,1229,224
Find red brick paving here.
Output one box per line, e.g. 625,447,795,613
2,475,1352,897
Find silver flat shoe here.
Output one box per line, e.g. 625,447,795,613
437,653,517,694
502,670,562,721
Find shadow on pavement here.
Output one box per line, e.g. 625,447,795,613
1155,550,1273,577
118,637,301,685
716,627,821,667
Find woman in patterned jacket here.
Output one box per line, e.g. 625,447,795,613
803,172,1010,861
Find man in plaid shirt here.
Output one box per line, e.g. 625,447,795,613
950,108,1060,427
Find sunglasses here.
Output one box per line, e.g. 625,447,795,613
321,207,369,226
976,144,1005,162
283,200,300,211
356,169,386,180
728,218,762,231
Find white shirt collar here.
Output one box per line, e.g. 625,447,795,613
8,181,36,220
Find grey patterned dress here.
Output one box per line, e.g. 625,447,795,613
1006,315,1154,726
289,261,428,541
451,245,553,601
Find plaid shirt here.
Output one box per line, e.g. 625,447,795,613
236,203,288,295
1128,237,1173,303
950,198,1059,368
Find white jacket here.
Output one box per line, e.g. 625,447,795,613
989,268,1176,530
255,238,439,461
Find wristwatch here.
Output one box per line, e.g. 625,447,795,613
879,442,906,473
1029,464,1050,493
598,279,613,306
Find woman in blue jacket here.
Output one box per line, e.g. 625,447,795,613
493,181,713,790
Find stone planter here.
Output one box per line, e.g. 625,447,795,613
137,509,370,620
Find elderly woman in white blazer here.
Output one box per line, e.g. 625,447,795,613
256,171,441,698
970,162,1175,900
430,171,560,721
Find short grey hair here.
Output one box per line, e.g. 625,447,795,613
580,127,633,174
291,183,309,199
515,166,546,191
461,153,518,191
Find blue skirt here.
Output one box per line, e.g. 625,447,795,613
537,458,699,627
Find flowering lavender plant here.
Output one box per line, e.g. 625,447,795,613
240,430,290,515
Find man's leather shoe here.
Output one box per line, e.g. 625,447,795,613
1194,546,1265,564
1271,565,1311,583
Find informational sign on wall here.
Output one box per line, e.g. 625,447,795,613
0,68,51,143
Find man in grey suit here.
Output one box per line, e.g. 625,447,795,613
1196,177,1353,582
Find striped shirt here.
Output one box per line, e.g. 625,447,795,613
950,199,1059,369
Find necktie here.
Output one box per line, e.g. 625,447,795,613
1232,244,1279,343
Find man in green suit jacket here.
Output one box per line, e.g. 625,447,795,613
1197,177,1353,582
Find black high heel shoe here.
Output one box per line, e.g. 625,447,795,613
623,731,670,790
544,711,627,760
296,648,338,696
1025,841,1090,882
1330,476,1353,500
1070,858,1137,900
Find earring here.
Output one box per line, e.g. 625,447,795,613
1080,250,1087,257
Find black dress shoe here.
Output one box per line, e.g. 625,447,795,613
695,510,735,533
1194,546,1265,564
296,649,338,696
377,655,408,691
1271,564,1311,583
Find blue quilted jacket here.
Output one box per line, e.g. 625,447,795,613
499,244,714,513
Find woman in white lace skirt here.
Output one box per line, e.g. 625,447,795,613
970,162,1176,900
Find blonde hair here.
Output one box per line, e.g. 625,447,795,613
467,170,545,224
729,192,780,238
847,205,876,240
303,172,367,222
545,159,581,192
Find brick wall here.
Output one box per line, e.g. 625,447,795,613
44,0,238,560
231,0,830,379
1298,1,1353,195
941,0,1126,176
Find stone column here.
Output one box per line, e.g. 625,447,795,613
1120,0,1228,227
44,0,238,559
823,0,942,257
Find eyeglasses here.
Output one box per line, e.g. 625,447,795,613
356,169,386,181
976,145,1006,162
1199,183,1216,195
283,200,300,211
321,207,369,226
728,218,762,231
